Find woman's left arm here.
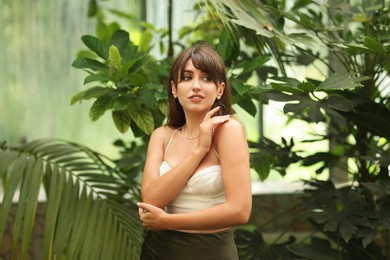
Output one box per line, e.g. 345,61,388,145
138,119,252,231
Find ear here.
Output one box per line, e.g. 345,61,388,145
216,82,225,100
171,81,178,98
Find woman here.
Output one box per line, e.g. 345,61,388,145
137,44,252,259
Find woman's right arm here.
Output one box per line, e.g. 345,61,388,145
141,127,206,208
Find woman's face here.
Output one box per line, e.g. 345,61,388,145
171,59,225,114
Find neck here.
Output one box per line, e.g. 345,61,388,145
181,110,208,138
182,124,199,140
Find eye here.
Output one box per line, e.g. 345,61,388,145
182,75,192,81
203,75,212,82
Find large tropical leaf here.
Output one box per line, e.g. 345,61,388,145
0,139,142,259
235,226,295,259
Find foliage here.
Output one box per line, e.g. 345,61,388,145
71,29,168,135
207,0,390,258
235,225,296,259
295,180,389,258
0,139,142,259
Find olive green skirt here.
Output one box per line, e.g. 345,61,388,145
140,228,238,260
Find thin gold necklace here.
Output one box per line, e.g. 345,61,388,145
181,125,199,140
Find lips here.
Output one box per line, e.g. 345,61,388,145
189,94,204,101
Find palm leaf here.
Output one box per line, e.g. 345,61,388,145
0,139,142,259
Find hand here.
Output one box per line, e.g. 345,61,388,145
197,106,230,154
137,202,168,231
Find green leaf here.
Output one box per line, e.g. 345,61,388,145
340,43,370,55
128,55,152,74
261,90,294,103
128,73,147,86
66,187,91,259
343,103,390,139
340,221,356,242
0,150,18,175
81,35,109,59
120,59,140,78
109,30,130,55
237,96,257,117
361,229,378,248
127,105,154,135
216,29,233,61
21,158,44,258
317,73,366,91
232,82,249,96
362,180,390,195
284,101,324,123
70,90,88,105
321,94,354,112
235,227,293,259
298,82,316,92
112,110,131,133
270,83,300,93
384,59,390,74
0,155,27,239
52,174,78,255
138,31,153,52
89,96,114,122
84,73,112,84
84,86,110,100
79,200,103,259
324,108,347,129
12,159,34,236
364,36,385,54
352,12,370,23
288,242,341,260
109,45,122,69
112,95,132,111
230,9,274,38
87,0,97,17
43,166,64,260
122,45,139,63
72,57,109,71
292,0,316,10
299,13,317,30
70,87,110,105
250,153,272,180
239,55,270,75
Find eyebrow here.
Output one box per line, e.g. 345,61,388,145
183,69,210,75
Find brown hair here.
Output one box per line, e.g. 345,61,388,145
166,44,233,127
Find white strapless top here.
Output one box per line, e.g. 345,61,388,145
160,161,226,214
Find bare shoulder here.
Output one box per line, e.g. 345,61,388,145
151,125,176,138
215,117,246,141
218,117,245,133
214,117,248,160
150,125,179,146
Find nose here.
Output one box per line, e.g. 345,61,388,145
192,77,201,92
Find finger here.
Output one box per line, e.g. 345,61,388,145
203,106,221,121
209,115,230,128
137,202,153,212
